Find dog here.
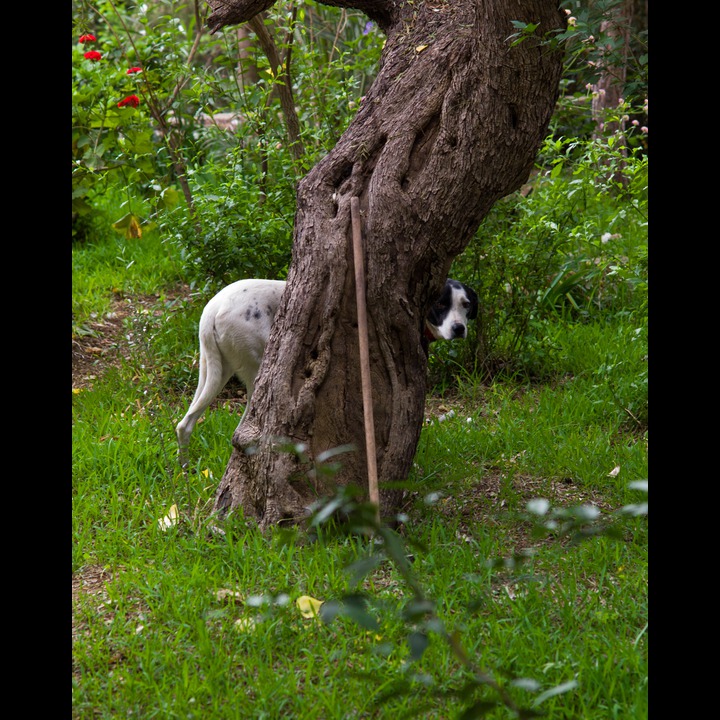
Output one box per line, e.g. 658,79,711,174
176,278,478,464
424,278,479,341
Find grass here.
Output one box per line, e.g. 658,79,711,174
72,224,648,719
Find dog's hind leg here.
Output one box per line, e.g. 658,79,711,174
176,343,235,467
235,376,255,426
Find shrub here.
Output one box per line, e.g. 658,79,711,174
432,126,648,387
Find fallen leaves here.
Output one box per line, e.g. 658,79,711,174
296,595,325,619
157,504,179,530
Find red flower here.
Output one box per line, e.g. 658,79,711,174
126,67,143,75
79,34,97,43
83,50,102,62
117,95,140,108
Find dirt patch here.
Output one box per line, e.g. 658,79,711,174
72,303,129,391
72,285,194,391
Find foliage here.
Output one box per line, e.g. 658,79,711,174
431,131,647,397
73,1,384,285
555,0,648,105
162,4,384,285
72,1,196,242
299,473,646,717
511,0,648,143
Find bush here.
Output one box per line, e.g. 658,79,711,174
432,129,648,388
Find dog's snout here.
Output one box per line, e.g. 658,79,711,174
451,323,466,339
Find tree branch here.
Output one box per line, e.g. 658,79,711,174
247,13,304,161
206,0,395,34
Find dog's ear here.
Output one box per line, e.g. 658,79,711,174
463,284,479,320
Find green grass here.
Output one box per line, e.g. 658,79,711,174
72,220,647,719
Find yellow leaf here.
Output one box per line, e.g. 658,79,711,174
296,595,324,618
215,588,244,603
234,617,257,632
112,213,142,239
73,388,82,394
127,216,142,239
415,44,428,53
201,468,210,478
158,503,179,530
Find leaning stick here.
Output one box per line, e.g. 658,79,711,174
350,196,380,522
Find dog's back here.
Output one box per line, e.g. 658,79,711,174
200,279,286,388
176,279,286,464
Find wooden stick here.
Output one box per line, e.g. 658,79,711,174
350,196,380,522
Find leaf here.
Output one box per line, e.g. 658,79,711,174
296,595,324,618
407,630,429,661
215,588,244,603
510,677,541,691
378,526,412,575
345,554,384,586
343,606,379,631
402,598,434,621
608,465,621,477
618,502,648,517
234,617,257,632
126,215,142,239
526,498,550,515
316,444,356,464
570,504,601,521
415,44,428,53
310,498,341,526
532,679,579,706
112,213,142,239
112,212,133,229
458,700,498,719
160,186,180,208
321,594,379,630
158,504,179,530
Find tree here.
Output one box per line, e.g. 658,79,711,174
587,0,647,183
204,0,566,529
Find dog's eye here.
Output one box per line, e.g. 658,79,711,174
462,301,470,308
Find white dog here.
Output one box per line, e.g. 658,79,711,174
176,278,478,464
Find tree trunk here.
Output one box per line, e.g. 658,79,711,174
205,0,565,529
236,25,259,89
590,0,633,184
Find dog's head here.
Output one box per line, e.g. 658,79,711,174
425,279,479,341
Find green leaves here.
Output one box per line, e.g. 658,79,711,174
319,593,379,631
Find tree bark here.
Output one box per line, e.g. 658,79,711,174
590,0,633,184
205,0,565,529
235,25,259,89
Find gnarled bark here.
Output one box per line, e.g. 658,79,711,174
205,0,565,529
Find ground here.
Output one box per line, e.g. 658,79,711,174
72,290,610,624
